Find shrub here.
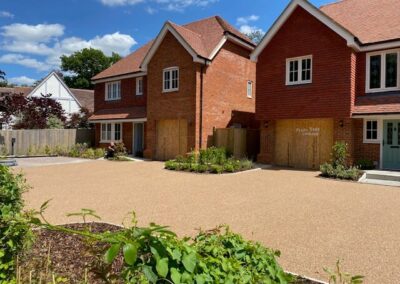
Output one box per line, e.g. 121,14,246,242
210,164,224,174
0,166,32,282
240,159,253,170
356,159,375,170
332,141,348,167
69,143,89,157
180,163,190,171
114,143,127,157
81,148,95,159
197,164,209,173
165,160,178,170
199,147,228,165
94,148,105,159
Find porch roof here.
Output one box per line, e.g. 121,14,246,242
353,93,400,116
89,106,146,122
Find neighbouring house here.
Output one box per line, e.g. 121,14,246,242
91,16,256,159
0,71,94,129
252,0,400,170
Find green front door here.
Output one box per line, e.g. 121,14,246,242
383,120,400,170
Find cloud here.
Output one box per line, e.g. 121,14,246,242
0,11,14,18
236,15,259,25
0,54,50,71
8,76,36,86
0,23,137,71
145,6,157,14
239,25,264,35
100,0,218,11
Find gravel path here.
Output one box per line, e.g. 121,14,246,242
19,160,400,283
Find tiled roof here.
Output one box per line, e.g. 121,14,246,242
88,106,146,121
0,86,94,112
92,16,254,81
353,93,400,115
321,0,400,44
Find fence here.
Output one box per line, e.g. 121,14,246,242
0,129,95,156
213,128,260,160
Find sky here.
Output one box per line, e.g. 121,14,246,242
0,0,331,86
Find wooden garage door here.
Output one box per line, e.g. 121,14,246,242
156,119,188,161
275,119,334,169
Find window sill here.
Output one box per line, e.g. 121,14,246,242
163,89,179,93
366,88,400,93
136,93,143,96
285,81,312,86
105,98,121,102
363,140,380,144
100,140,122,144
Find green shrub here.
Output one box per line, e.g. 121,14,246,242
81,148,95,159
356,159,375,170
197,164,209,173
0,166,32,282
0,145,8,157
320,163,361,181
210,164,224,174
332,141,348,167
165,160,178,170
190,163,199,172
94,148,105,159
199,147,228,165
180,163,190,171
240,159,253,170
114,143,127,157
69,143,89,157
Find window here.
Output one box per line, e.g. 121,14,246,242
163,67,179,92
286,55,312,85
364,119,379,143
136,77,143,96
101,123,122,142
105,81,121,100
247,81,253,98
367,50,400,92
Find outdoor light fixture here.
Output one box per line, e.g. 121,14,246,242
339,120,344,127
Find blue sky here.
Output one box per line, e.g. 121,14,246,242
0,0,330,85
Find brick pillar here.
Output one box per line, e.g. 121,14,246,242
333,118,355,166
257,120,275,164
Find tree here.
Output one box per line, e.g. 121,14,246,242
0,70,7,87
66,107,93,129
0,93,66,129
245,30,265,45
61,48,122,90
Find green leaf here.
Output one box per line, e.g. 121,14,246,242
104,244,120,264
143,265,158,283
195,274,205,284
172,249,182,261
171,268,181,284
156,257,169,278
182,252,197,273
181,271,192,282
123,243,138,265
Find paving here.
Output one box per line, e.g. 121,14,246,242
19,160,400,283
15,156,92,168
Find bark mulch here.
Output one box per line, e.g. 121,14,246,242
18,222,323,284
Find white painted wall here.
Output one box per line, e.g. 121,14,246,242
30,73,80,115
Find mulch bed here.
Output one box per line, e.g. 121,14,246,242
18,223,323,284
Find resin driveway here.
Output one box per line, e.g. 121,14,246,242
20,160,400,283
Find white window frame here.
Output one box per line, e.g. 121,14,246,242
366,49,400,93
163,67,179,93
363,119,380,144
105,81,121,101
136,77,143,96
285,55,313,86
247,81,253,98
100,123,123,143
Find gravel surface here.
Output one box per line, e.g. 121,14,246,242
15,156,92,168
19,160,400,283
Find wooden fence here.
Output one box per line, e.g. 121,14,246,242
213,128,260,160
0,129,95,156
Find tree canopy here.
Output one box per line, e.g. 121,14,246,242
0,70,7,87
61,48,121,90
246,30,265,45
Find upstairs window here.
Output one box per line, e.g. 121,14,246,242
105,81,121,101
163,67,179,92
286,55,312,85
247,81,253,98
136,77,143,96
367,50,399,92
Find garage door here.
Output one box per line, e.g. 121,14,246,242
275,119,334,169
155,119,188,161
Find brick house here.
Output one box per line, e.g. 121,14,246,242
252,0,400,170
91,16,256,159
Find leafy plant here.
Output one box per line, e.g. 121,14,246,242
356,159,375,170
332,142,348,168
0,165,33,282
324,260,364,284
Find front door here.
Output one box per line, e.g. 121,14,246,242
383,120,400,170
133,123,144,157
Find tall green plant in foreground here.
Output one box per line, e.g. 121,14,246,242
0,166,32,282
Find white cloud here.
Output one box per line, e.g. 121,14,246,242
239,25,264,35
0,54,50,71
100,0,218,11
0,11,14,18
145,6,157,14
0,23,137,71
236,15,259,25
8,76,36,86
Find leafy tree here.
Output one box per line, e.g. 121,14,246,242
61,48,121,89
0,69,5,81
0,93,66,129
246,30,265,44
66,107,93,129
0,69,7,87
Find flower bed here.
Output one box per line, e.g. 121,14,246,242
165,147,253,174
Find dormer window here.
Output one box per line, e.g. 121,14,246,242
286,55,312,85
163,67,179,92
367,50,400,92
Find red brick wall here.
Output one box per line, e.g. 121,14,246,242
256,6,354,121
353,119,380,165
201,41,256,147
145,31,198,158
94,76,147,112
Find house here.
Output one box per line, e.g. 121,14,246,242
252,0,400,170
0,71,94,129
90,16,256,159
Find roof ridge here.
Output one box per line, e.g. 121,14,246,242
320,0,346,9
168,21,203,39
182,15,219,27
